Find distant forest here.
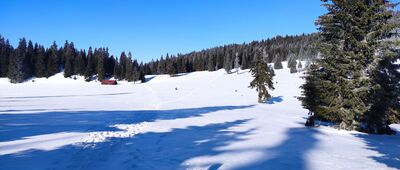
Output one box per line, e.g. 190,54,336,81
0,33,318,83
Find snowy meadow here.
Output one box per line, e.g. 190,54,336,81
0,64,399,170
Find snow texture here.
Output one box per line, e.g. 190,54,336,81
0,62,399,170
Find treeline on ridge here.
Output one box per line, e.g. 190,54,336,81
0,33,318,83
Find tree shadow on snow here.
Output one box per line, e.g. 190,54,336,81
353,131,400,169
144,75,156,82
0,105,254,142
0,92,133,100
0,107,324,170
266,96,283,104
236,124,322,170
0,119,255,170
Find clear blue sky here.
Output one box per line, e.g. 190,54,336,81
0,0,326,62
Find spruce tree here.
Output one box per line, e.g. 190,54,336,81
166,59,177,76
84,47,95,80
234,52,240,74
139,70,146,83
132,59,140,81
119,52,128,79
249,49,275,103
8,38,26,83
273,59,283,70
106,55,115,76
125,52,134,81
97,52,106,80
74,50,85,75
300,0,399,134
157,57,166,74
297,61,303,71
34,45,46,77
47,42,59,78
63,41,75,78
7,50,23,83
25,40,34,78
176,57,185,73
223,55,232,74
287,58,297,73
0,38,11,77
207,55,215,71
113,61,121,80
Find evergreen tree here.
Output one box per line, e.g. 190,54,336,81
8,38,26,83
84,47,95,80
125,52,134,81
166,58,177,76
157,56,166,74
7,50,23,83
63,41,75,78
106,55,115,76
25,40,34,78
287,57,297,73
207,55,215,71
34,45,46,77
366,47,400,134
119,52,128,79
74,50,86,75
97,50,106,81
273,59,283,70
132,59,140,81
223,55,232,74
47,42,59,78
299,64,327,120
114,61,121,80
234,52,240,74
0,37,11,77
176,57,185,73
46,42,60,78
249,49,275,103
300,0,399,134
297,61,303,71
139,70,146,83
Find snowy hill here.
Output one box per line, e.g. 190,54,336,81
0,62,399,170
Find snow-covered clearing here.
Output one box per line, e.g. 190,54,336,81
0,63,399,170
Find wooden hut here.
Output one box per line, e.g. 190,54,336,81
101,80,118,85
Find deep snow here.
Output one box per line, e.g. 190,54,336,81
0,62,399,170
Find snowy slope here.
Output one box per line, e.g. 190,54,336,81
0,62,399,170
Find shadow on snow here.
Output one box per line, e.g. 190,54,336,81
2,103,397,169
0,119,254,170
236,124,322,170
353,131,400,169
0,92,133,100
0,105,254,142
266,96,284,104
0,116,323,170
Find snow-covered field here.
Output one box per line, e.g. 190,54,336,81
0,63,399,170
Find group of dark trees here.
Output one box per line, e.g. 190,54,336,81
143,34,318,76
300,0,400,134
0,33,318,83
0,37,146,83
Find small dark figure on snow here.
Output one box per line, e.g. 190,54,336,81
305,112,315,127
175,87,178,91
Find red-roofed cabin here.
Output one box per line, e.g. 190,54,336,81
101,80,118,85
